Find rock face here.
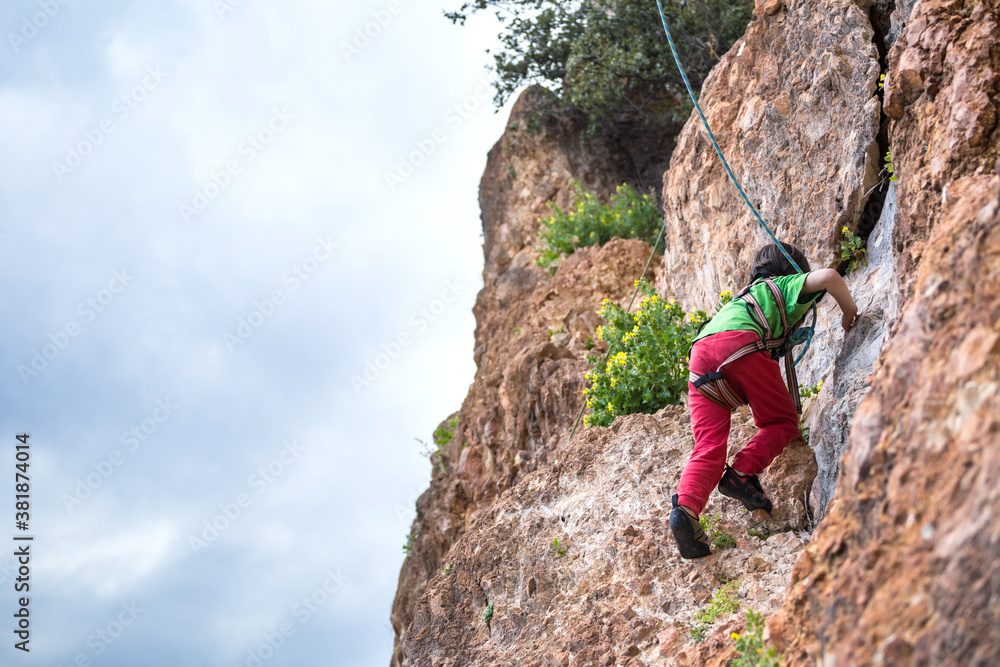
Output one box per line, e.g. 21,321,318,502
392,0,1000,664
771,0,1000,662
404,405,816,666
655,0,883,322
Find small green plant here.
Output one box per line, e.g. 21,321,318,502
799,416,811,447
548,327,565,338
699,513,720,533
535,181,663,271
584,336,594,350
689,580,741,641
443,567,451,574
433,416,459,446
416,436,447,474
582,278,709,428
699,513,735,549
884,148,898,182
731,609,783,666
482,601,494,624
551,538,566,556
799,381,822,401
402,532,416,559
514,327,521,335
713,532,737,549
840,226,867,273
747,528,776,541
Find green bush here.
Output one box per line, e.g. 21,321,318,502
402,531,416,559
535,181,662,271
798,381,822,401
690,579,741,641
445,0,755,134
432,416,458,446
840,226,867,273
551,538,567,556
583,278,707,428
731,609,783,666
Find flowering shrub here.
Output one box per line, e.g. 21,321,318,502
582,278,707,428
731,609,783,666
535,181,662,272
840,225,867,273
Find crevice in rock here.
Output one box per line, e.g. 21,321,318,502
842,0,895,272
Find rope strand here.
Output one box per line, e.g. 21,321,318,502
653,0,803,274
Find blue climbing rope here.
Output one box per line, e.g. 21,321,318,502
653,0,816,364
653,0,803,275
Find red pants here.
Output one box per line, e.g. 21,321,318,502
676,330,800,515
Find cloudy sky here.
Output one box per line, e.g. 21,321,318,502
0,1,514,665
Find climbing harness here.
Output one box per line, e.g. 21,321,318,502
688,279,811,415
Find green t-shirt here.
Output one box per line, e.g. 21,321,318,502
693,273,825,344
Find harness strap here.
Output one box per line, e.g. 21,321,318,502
689,278,805,414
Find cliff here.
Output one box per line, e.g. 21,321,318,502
392,0,1000,664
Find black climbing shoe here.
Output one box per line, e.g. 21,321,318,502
670,494,711,559
718,466,773,513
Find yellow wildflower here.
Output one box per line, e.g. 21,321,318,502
731,633,740,640
607,402,614,411
842,226,849,234
610,378,616,386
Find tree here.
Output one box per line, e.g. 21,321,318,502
446,0,755,133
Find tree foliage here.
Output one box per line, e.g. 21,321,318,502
446,0,754,130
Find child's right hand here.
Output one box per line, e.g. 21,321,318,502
842,308,859,332
805,269,859,333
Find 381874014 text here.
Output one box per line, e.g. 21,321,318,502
13,433,32,653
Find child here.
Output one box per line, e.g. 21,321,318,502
670,242,858,559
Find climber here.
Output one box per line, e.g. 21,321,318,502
669,242,859,559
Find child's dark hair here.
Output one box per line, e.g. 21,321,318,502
748,243,810,283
